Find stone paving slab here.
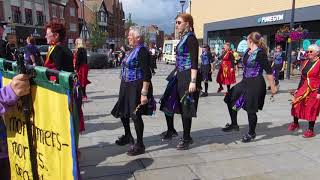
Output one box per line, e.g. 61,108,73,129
80,63,320,179
80,158,149,179
134,166,200,180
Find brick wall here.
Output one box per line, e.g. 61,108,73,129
0,1,4,22
65,0,79,43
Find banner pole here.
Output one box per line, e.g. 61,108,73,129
16,53,39,180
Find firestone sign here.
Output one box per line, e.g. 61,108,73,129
257,14,284,24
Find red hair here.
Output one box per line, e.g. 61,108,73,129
176,13,194,32
45,22,66,43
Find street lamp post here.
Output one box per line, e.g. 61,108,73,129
179,0,186,13
80,0,87,40
286,0,295,80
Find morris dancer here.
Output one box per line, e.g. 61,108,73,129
216,42,236,92
112,26,155,156
289,44,320,138
200,44,214,97
223,32,277,142
159,13,200,150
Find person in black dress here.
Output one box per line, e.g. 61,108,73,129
112,26,155,156
44,22,74,73
0,22,14,60
200,44,214,97
159,13,200,150
223,32,277,142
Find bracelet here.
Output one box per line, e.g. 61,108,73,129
191,78,196,83
141,91,148,96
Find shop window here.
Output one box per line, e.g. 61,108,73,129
11,6,21,23
36,11,44,26
25,8,33,25
70,7,75,17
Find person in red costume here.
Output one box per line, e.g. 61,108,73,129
74,38,91,101
44,22,74,74
289,44,320,138
216,42,236,92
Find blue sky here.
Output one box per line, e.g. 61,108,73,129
120,0,190,34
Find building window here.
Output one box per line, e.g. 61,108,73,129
51,4,57,17
0,1,4,21
36,11,44,26
25,8,33,25
100,11,105,22
70,23,77,32
70,7,75,17
60,6,64,19
12,6,22,23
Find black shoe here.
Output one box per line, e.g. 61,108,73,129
200,92,208,97
161,130,178,141
241,133,256,143
127,144,145,156
176,138,193,150
115,135,134,146
222,123,239,132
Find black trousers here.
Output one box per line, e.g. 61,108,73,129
227,102,257,135
121,115,144,146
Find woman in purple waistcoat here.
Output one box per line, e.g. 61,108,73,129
159,13,200,150
223,32,277,142
111,26,155,156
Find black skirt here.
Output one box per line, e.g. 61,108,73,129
177,70,200,117
200,64,212,81
224,76,266,113
111,79,154,118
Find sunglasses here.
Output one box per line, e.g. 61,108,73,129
307,51,314,54
175,21,182,25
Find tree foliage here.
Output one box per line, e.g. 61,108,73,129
89,12,108,51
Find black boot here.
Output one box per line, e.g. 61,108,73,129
176,138,193,150
127,144,145,156
115,135,134,146
222,123,239,132
241,133,256,143
161,130,178,141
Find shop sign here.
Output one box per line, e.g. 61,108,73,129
32,29,41,37
257,14,284,24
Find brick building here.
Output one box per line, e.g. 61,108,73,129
104,0,125,49
0,0,49,46
76,0,124,49
49,0,79,48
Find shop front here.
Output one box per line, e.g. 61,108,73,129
204,5,320,54
15,25,46,46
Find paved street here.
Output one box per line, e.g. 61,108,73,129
79,62,320,180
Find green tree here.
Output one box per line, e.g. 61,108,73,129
124,13,137,45
89,12,108,51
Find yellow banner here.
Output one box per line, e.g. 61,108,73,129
3,77,77,180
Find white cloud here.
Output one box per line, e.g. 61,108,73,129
120,0,189,33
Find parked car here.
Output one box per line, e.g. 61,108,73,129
37,45,49,60
87,51,114,69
